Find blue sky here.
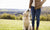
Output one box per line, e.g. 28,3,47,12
0,0,50,9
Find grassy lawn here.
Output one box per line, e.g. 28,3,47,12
0,19,50,30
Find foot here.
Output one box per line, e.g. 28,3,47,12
36,27,38,30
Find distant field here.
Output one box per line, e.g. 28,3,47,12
0,19,50,30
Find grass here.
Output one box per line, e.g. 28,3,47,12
0,19,23,30
0,19,50,30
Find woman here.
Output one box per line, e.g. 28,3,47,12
29,0,46,30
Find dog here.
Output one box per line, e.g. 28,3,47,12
23,10,32,30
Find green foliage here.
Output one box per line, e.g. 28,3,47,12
40,15,50,21
0,13,16,20
0,13,23,20
47,14,50,21
16,14,23,20
40,16,47,21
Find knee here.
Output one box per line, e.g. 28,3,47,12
36,16,40,20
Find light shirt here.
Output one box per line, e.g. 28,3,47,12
31,0,35,7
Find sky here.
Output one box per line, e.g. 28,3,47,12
0,0,50,9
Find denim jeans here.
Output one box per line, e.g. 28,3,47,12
31,6,41,27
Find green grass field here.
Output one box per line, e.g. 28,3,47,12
0,19,50,30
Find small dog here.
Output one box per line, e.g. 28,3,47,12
23,10,32,30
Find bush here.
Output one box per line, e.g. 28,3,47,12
40,15,50,21
0,13,16,20
16,14,23,20
0,13,23,20
47,14,50,21
40,16,47,21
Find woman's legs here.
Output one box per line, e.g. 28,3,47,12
36,8,41,30
31,6,41,30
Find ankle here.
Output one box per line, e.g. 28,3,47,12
36,27,38,30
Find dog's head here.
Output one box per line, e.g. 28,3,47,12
23,9,30,18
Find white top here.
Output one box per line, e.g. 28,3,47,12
31,0,35,7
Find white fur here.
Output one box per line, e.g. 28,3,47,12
23,10,32,30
